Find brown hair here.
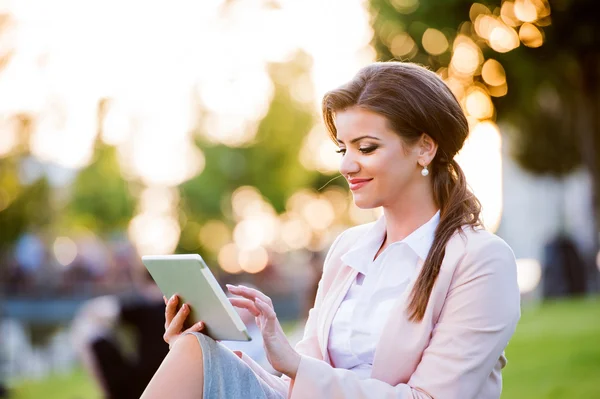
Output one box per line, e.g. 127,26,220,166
322,62,482,322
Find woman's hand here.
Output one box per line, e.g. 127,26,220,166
227,284,301,378
163,294,205,349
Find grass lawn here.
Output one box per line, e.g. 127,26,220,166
9,296,600,399
502,296,600,398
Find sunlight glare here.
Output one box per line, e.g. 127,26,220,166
516,258,542,294
455,121,503,232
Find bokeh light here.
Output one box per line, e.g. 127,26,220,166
53,237,78,266
422,29,449,56
128,213,181,256
199,220,231,253
489,23,520,53
389,0,420,15
514,0,538,23
516,258,542,294
481,59,507,87
390,32,418,59
519,22,544,48
218,243,243,274
465,87,494,120
451,36,482,76
239,246,269,274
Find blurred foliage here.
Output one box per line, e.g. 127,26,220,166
370,0,600,227
178,53,323,260
0,157,52,252
370,0,598,176
65,140,136,234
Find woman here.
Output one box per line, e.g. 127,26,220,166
141,62,520,399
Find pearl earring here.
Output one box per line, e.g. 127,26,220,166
421,164,429,177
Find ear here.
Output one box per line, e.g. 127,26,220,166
417,133,438,166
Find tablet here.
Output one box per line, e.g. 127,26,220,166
142,254,251,342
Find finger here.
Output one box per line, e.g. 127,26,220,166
183,321,205,335
229,297,260,317
255,298,277,320
165,295,179,327
165,303,190,337
163,296,167,305
226,285,272,307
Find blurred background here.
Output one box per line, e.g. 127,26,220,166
0,0,598,398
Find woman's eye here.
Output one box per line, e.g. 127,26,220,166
336,148,346,155
359,146,377,154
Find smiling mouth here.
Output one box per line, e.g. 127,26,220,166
348,179,372,191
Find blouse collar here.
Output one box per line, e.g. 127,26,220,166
341,210,440,275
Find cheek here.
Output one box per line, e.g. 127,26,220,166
377,156,414,187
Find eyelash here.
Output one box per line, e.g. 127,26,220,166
336,146,378,155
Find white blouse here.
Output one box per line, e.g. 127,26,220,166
327,211,440,379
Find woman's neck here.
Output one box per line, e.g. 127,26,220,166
382,194,438,244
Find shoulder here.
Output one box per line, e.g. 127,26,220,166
448,227,517,282
458,227,514,255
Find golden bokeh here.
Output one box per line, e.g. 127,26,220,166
218,243,243,274
488,22,520,53
422,28,449,56
390,32,418,58
451,35,482,76
469,3,491,24
465,86,494,120
500,1,521,27
481,59,507,87
389,0,420,14
239,246,269,274
519,22,544,48
488,82,508,97
514,0,538,23
199,220,232,253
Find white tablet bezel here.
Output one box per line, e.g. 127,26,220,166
142,254,251,342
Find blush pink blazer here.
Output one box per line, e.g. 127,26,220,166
240,223,521,399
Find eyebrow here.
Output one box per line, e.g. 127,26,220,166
336,135,381,144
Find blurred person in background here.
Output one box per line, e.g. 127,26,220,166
143,62,520,399
71,268,168,399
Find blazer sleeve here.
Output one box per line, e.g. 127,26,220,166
288,237,521,399
237,230,349,397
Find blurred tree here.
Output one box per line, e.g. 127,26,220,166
0,159,52,252
64,140,136,234
61,99,136,235
0,115,52,255
369,0,593,176
369,0,599,287
179,52,319,265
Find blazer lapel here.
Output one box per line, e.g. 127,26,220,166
318,263,358,363
370,235,467,384
370,258,424,384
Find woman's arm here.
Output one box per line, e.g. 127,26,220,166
287,237,521,399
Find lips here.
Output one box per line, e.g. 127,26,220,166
347,178,373,191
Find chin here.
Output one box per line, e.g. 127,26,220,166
352,195,381,210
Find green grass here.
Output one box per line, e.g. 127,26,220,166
502,296,600,398
10,367,100,399
9,297,600,399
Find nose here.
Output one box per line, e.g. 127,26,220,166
339,151,360,177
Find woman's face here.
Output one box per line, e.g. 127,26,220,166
335,107,422,209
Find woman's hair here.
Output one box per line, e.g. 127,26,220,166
322,62,482,322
